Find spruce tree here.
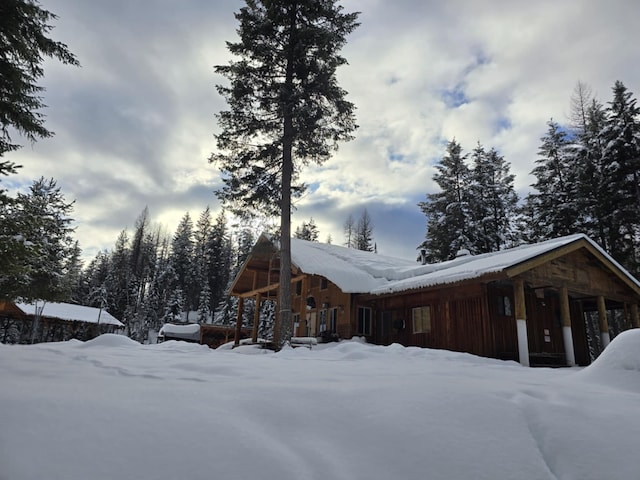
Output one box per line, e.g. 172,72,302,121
0,0,79,156
468,144,518,253
2,177,76,301
211,0,359,349
418,139,471,262
524,120,578,240
599,81,640,274
294,217,319,241
355,208,374,251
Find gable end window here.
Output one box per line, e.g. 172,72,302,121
357,307,372,336
412,306,431,334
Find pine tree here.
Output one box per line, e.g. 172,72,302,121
599,81,640,274
294,217,319,241
207,211,233,317
418,139,471,262
523,120,578,240
468,144,518,253
354,208,374,251
0,0,79,156
2,177,76,301
211,0,359,349
170,213,196,319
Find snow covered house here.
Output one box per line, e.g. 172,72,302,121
0,301,124,344
229,233,640,366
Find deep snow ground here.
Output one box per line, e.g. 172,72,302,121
1,331,640,480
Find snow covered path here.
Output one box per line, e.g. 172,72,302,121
1,333,639,480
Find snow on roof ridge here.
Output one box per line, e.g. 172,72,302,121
288,233,627,295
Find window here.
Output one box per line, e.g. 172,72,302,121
319,309,327,333
295,281,302,296
357,307,372,335
320,277,328,290
293,313,300,336
497,296,512,316
412,306,431,334
329,307,338,333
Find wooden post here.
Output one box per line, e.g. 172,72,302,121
597,295,610,348
252,293,261,343
630,303,639,329
513,278,530,367
559,286,575,366
234,296,244,347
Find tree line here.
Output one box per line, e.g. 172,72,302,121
419,80,640,278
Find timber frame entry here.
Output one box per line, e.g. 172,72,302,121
229,235,640,365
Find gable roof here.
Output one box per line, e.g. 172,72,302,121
231,233,640,299
289,234,640,296
14,302,124,327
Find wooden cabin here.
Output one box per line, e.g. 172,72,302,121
230,234,640,366
0,301,124,344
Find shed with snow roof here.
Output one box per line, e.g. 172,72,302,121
229,234,640,366
0,301,124,344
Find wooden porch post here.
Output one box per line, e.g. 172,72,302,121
252,293,261,343
597,295,610,348
559,286,576,366
631,303,639,329
513,278,530,367
234,296,244,347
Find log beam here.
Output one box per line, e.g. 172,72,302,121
513,278,530,367
252,293,261,343
559,286,576,366
234,296,244,347
631,303,639,329
597,295,610,348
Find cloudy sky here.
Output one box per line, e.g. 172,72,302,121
7,0,640,262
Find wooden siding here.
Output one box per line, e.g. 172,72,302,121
517,249,638,303
292,275,352,338
363,283,494,357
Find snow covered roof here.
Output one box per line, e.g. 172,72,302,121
288,234,640,295
158,323,201,341
15,302,124,327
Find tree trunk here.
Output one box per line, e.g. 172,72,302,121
276,2,298,350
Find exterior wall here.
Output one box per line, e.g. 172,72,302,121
292,275,352,339
358,283,494,358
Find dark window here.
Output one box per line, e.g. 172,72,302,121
357,307,372,335
497,296,512,316
320,277,328,290
295,281,302,296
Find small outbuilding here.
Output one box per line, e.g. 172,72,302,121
0,301,124,344
230,233,640,366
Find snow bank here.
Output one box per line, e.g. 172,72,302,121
574,329,640,392
79,333,141,348
2,336,640,480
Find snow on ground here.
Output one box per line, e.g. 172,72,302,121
2,331,640,480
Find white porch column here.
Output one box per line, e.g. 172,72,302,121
514,278,530,367
597,296,610,348
559,286,576,366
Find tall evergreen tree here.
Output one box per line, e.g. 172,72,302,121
170,213,196,319
0,0,79,156
2,177,76,301
599,81,640,274
468,144,518,253
418,139,471,262
211,0,359,349
354,208,374,251
523,120,578,240
294,217,319,241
